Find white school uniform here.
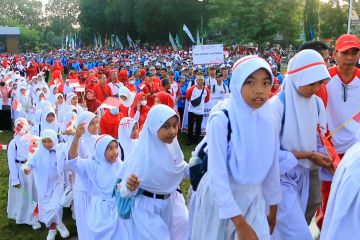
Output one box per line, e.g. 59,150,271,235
120,104,188,240
192,56,281,240
28,129,66,227
72,111,99,240
7,129,38,225
68,135,129,240
320,139,360,240
270,50,330,240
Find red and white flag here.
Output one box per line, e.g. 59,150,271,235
99,97,121,109
0,144,8,151
66,114,77,129
12,99,22,111
353,112,360,123
75,84,85,92
68,78,80,88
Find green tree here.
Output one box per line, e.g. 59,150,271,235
45,0,80,35
319,0,347,39
0,0,43,29
207,0,303,47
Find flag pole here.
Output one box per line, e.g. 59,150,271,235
347,0,354,34
327,111,359,139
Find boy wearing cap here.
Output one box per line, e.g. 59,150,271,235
315,33,360,230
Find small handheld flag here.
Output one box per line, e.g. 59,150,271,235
99,97,121,109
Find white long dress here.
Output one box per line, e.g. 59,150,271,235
7,136,38,225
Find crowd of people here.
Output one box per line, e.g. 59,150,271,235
1,35,359,240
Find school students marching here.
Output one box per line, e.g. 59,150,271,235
2,36,360,240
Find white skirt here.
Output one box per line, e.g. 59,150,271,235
129,194,173,240
192,173,270,240
170,191,189,240
74,190,91,240
7,163,38,225
87,195,129,240
271,164,312,240
38,183,63,227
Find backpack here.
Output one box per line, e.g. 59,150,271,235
189,109,232,191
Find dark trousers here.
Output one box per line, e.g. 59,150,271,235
187,112,203,143
178,107,184,125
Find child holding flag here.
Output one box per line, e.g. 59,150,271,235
7,118,41,229
25,129,70,240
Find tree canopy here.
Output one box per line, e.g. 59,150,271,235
0,0,357,51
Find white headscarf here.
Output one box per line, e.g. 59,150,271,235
39,107,59,136
281,49,330,168
209,55,276,184
32,101,52,125
118,117,138,159
29,129,61,199
85,134,121,198
77,111,99,158
48,85,58,105
65,92,83,115
55,93,67,123
118,86,136,108
121,104,187,194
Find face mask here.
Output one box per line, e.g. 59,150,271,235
110,108,119,115
129,80,135,85
141,100,147,106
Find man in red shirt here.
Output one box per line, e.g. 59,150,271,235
139,72,161,107
93,74,113,102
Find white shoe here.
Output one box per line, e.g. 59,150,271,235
32,221,41,230
46,229,57,240
56,223,70,238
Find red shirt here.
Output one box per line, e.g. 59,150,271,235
93,83,113,102
139,79,161,107
99,109,123,138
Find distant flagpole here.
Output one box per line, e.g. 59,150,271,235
347,0,354,33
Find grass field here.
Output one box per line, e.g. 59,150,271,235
0,130,193,240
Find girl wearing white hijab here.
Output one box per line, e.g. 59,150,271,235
121,104,188,240
54,93,67,124
37,107,59,137
30,100,52,131
191,56,281,240
15,85,32,119
117,117,138,160
7,118,40,229
48,85,59,105
66,92,84,115
119,86,136,117
68,134,129,240
269,50,332,239
320,130,360,240
25,129,70,240
71,111,99,240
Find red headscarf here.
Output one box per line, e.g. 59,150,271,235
85,89,101,113
99,109,123,138
155,91,175,108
